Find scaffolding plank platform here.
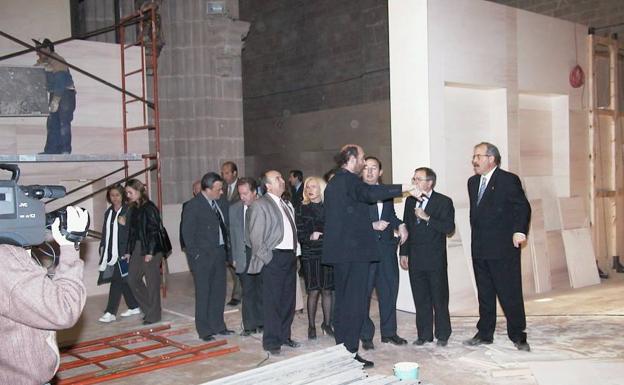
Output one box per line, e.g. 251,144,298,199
0,153,143,162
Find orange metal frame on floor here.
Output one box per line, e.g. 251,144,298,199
55,324,239,384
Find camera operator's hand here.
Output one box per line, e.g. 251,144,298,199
52,206,89,246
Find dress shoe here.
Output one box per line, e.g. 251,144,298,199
437,339,448,347
514,341,531,352
361,339,375,350
381,335,407,345
413,338,433,346
354,354,374,368
241,329,255,336
321,322,334,336
227,299,241,306
257,326,264,333
266,347,281,355
201,335,215,341
308,327,317,340
142,320,157,325
463,334,493,346
283,338,301,348
218,329,235,335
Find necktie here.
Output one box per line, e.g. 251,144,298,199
279,199,297,249
477,177,487,205
227,184,233,200
211,200,229,254
416,197,427,224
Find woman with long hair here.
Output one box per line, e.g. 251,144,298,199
98,185,140,322
123,179,165,324
296,176,334,339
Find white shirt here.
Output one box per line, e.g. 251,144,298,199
267,192,296,250
479,166,497,192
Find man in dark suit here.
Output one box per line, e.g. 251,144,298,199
247,170,300,355
399,167,455,347
464,142,532,352
360,156,408,350
221,161,242,306
181,172,234,341
322,144,417,368
229,177,263,336
288,170,304,212
180,180,201,266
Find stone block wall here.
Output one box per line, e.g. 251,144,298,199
240,0,392,180
77,0,249,204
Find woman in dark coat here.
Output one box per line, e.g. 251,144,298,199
98,185,140,322
123,179,166,324
296,176,334,339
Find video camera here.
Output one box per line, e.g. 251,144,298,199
0,164,67,247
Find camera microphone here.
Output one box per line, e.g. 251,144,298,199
22,185,67,199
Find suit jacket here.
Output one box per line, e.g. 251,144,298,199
399,192,455,271
181,194,230,264
468,167,531,260
246,194,288,274
179,200,189,250
228,200,248,274
322,168,402,264
223,180,240,203
368,196,402,257
291,184,304,212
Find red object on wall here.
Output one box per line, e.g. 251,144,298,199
570,64,585,88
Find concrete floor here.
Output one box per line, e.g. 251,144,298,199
56,271,624,385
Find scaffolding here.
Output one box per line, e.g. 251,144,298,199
0,2,163,210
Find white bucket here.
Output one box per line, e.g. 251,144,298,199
394,361,419,380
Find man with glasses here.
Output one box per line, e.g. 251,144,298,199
399,167,455,347
464,142,532,351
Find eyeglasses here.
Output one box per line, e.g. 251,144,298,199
412,177,432,182
472,154,492,160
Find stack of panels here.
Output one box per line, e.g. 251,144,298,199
203,345,420,385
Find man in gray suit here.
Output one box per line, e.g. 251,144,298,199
221,161,242,306
181,172,234,341
247,170,300,355
229,177,263,335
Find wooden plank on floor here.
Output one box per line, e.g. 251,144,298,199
529,200,551,293
561,228,601,288
546,230,570,289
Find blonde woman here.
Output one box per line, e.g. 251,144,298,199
296,176,334,339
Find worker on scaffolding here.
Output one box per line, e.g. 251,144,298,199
33,38,76,155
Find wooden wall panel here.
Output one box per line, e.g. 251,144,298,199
519,109,553,176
